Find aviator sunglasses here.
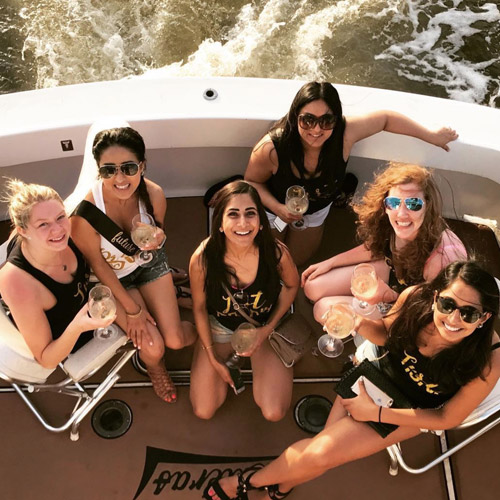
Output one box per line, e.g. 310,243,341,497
298,113,336,130
98,161,142,179
384,196,425,212
435,296,485,324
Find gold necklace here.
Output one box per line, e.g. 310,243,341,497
22,242,68,271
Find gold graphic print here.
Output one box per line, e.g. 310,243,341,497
401,351,439,395
101,249,135,271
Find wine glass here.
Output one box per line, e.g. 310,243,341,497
131,213,157,268
351,263,378,316
317,303,356,358
226,322,258,368
285,185,309,230
88,285,119,340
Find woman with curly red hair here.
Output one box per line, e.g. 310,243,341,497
302,162,466,323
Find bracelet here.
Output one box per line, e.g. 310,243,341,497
126,305,142,319
202,343,215,351
378,406,383,423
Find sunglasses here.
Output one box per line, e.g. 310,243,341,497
384,196,425,212
98,161,142,179
435,296,485,324
298,113,336,130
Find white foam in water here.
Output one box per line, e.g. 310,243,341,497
376,1,500,104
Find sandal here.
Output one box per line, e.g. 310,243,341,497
175,285,193,309
202,479,236,500
266,484,293,499
171,266,189,285
202,467,263,500
147,365,177,403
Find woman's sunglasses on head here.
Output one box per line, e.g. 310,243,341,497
384,196,425,212
98,161,142,179
298,113,336,130
435,296,485,324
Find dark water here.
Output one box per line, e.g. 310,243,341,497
1,0,499,106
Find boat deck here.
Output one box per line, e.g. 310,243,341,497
1,198,499,500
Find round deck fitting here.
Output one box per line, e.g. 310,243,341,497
294,395,332,434
92,399,133,439
203,88,218,100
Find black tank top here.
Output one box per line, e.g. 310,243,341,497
207,249,281,331
7,237,92,352
266,119,347,214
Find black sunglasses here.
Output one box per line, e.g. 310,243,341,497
298,113,336,130
98,161,142,179
384,196,425,212
435,296,485,324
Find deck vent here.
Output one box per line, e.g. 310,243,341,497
203,88,218,101
294,395,332,434
92,399,133,439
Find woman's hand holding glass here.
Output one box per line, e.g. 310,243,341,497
350,263,379,316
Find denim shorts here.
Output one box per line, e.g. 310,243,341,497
119,247,172,290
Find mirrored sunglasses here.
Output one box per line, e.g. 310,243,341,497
435,296,484,324
298,113,336,130
98,161,141,179
384,196,424,212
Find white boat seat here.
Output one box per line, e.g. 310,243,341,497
353,340,500,476
0,301,136,440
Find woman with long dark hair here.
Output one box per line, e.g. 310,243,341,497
71,125,196,403
204,260,499,499
189,180,299,421
303,162,466,324
245,81,458,265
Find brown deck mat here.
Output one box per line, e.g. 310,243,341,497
1,198,500,500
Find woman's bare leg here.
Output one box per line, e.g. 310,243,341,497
190,340,233,420
139,272,197,349
251,341,294,422
285,225,324,267
214,398,420,498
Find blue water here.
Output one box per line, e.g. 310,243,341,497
1,0,499,106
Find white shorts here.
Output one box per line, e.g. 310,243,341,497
266,202,332,229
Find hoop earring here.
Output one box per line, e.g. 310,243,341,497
259,225,263,230
477,323,484,329
431,304,435,311
219,227,224,233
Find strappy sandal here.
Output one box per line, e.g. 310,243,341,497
175,285,193,309
202,467,263,500
171,266,189,285
146,365,177,403
266,484,293,499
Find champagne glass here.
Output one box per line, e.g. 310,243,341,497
131,213,157,268
226,322,258,368
88,285,119,340
351,263,378,316
317,303,356,358
285,185,309,230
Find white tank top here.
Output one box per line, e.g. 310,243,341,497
90,181,146,280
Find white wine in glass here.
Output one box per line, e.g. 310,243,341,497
227,322,258,367
285,185,309,229
89,285,119,340
131,213,157,267
351,263,378,315
317,303,356,358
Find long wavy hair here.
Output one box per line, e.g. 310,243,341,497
268,81,345,179
203,181,282,299
386,261,499,392
92,127,157,224
354,162,449,284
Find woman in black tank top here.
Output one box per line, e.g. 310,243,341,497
0,180,113,368
206,261,500,500
189,181,299,422
245,81,459,266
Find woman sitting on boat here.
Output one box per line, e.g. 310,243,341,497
245,81,458,266
204,260,500,500
189,180,299,421
71,126,197,403
0,180,113,367
303,162,467,324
